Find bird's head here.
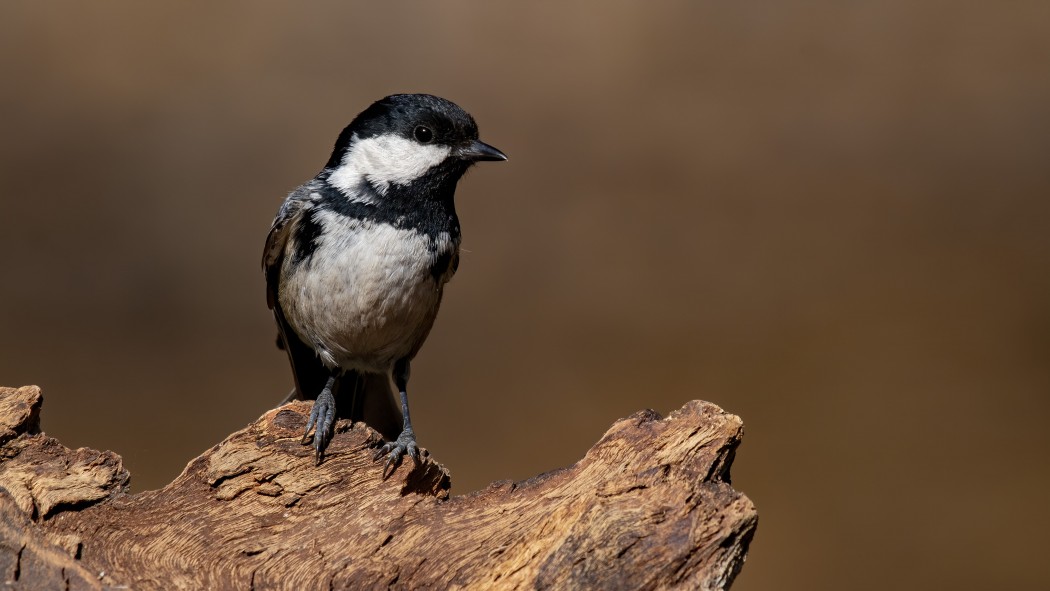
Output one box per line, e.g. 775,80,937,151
324,94,506,198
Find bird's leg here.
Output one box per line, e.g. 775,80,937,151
302,373,338,464
374,358,419,471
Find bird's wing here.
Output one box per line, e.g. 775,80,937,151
263,190,307,309
263,188,332,403
262,185,403,437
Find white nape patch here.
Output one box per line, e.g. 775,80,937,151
327,133,451,196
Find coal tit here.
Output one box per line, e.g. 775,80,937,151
263,94,506,467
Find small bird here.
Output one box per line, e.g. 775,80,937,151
262,94,506,467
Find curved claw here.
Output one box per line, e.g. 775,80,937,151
303,390,337,464
373,429,418,475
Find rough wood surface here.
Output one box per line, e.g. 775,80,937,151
0,385,757,590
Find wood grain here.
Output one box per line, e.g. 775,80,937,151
0,385,757,590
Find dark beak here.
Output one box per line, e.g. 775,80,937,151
458,140,507,162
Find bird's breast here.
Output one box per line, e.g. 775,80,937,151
279,210,458,371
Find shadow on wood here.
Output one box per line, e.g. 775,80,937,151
0,385,757,590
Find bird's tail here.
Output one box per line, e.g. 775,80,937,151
275,371,402,442
351,372,403,442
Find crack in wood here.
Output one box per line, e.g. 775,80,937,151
0,387,757,590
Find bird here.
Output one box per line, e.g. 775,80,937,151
262,94,506,468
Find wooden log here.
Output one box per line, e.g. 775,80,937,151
0,385,757,590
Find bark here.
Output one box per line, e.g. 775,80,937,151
0,385,756,590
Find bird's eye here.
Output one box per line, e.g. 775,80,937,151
413,125,434,143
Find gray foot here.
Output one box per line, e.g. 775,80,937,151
373,429,419,473
302,389,336,464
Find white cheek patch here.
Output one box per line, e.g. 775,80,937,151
328,133,451,195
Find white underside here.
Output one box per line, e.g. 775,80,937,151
280,210,455,372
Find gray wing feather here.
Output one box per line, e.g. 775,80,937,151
263,186,325,401
262,184,402,439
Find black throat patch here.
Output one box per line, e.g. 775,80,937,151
290,166,465,272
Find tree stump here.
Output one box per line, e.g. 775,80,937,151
0,385,756,590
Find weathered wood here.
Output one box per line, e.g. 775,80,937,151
0,385,757,590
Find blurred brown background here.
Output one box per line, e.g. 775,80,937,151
2,2,1048,589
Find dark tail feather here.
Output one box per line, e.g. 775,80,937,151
273,319,402,440
350,372,402,441
276,369,401,441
